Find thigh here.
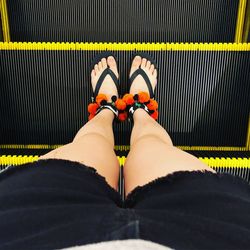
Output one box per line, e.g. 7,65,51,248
124,171,250,249
0,159,123,250
124,136,215,196
39,134,120,190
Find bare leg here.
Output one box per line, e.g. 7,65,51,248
39,56,120,190
123,56,215,196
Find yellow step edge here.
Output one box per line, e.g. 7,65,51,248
0,144,248,151
235,0,248,42
0,0,10,42
0,42,250,51
0,155,249,168
246,115,250,150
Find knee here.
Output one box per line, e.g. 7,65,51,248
73,131,114,147
131,131,173,148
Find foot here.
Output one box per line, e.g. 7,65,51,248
91,56,119,102
129,56,157,96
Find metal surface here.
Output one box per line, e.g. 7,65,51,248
0,48,249,148
7,0,239,42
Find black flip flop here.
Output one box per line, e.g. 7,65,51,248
90,51,119,100
129,52,158,99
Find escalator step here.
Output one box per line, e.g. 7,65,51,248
7,0,239,42
0,44,249,148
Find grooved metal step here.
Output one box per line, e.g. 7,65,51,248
1,43,249,149
6,0,240,42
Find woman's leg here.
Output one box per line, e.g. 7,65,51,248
39,56,120,190
123,56,216,196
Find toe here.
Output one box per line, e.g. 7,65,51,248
132,56,142,67
107,56,116,67
146,60,151,69
130,56,141,76
141,58,147,68
150,64,155,73
91,69,96,77
101,58,107,68
107,56,118,77
98,61,102,70
94,64,99,73
153,69,157,78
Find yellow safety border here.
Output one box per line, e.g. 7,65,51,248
235,0,248,42
0,144,61,150
0,42,250,51
0,155,249,168
243,0,250,42
246,115,250,150
0,144,249,151
0,0,10,42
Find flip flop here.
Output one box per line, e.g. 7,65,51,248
90,51,119,100
129,52,158,99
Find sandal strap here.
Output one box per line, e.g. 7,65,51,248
95,103,119,118
128,102,150,122
129,68,154,99
94,68,119,99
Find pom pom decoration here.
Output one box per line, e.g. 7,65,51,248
87,92,158,122
122,94,135,105
100,99,108,105
150,110,158,120
96,94,108,106
87,103,99,114
111,95,117,102
138,92,150,103
115,98,127,110
88,113,95,121
118,112,128,122
146,99,158,110
133,94,139,101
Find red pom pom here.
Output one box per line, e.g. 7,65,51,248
146,99,158,110
150,110,158,120
122,94,134,105
96,94,108,106
87,103,99,114
118,112,128,121
138,92,150,103
88,113,95,121
115,99,126,110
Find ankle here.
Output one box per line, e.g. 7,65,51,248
96,108,115,120
133,108,150,121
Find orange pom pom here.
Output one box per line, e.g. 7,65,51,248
115,99,126,110
150,110,158,120
118,112,128,121
146,99,158,110
88,103,99,114
96,94,108,106
122,94,134,105
138,92,150,103
88,113,95,121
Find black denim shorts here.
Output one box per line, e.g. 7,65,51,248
0,159,250,250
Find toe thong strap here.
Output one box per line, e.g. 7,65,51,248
129,68,154,99
93,68,119,99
